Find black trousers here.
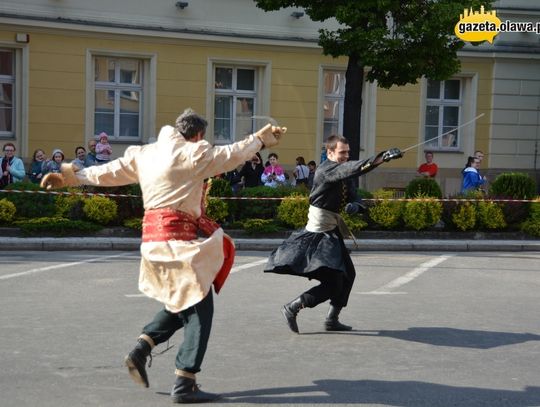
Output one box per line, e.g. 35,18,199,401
141,291,213,374
301,266,356,309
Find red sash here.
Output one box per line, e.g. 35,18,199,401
142,208,234,294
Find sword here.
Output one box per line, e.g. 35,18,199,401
401,113,484,153
251,115,279,127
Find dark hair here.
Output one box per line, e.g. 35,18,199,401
175,108,208,140
75,146,86,155
32,149,45,161
308,160,316,167
325,135,348,151
268,153,278,160
3,142,16,152
296,156,306,165
464,156,478,169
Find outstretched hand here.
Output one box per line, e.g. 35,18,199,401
40,173,65,190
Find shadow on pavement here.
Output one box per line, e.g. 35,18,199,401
302,327,540,349
222,380,540,405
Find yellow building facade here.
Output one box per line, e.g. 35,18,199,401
1,0,538,195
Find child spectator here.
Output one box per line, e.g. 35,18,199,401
42,149,64,175
28,149,47,184
95,132,112,163
461,156,486,194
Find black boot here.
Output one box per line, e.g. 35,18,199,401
281,296,305,334
171,376,221,403
324,305,352,331
124,338,152,388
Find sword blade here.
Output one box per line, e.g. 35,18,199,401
251,115,279,127
402,113,485,153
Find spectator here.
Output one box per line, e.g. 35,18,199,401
307,160,316,189
474,150,486,178
238,152,264,188
0,142,25,187
95,132,113,164
461,156,486,194
320,145,327,163
42,149,65,175
224,166,243,195
86,139,97,166
72,146,88,170
293,156,310,187
417,151,438,178
261,153,285,187
28,148,47,184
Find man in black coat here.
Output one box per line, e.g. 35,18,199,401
264,135,402,333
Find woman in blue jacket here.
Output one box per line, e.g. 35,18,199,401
0,142,25,187
461,156,486,194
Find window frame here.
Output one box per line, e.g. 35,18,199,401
213,65,258,144
424,78,463,151
0,48,16,139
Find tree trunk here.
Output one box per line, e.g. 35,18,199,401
343,54,364,162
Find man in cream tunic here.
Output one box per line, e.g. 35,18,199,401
42,109,284,404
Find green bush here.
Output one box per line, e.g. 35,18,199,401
208,177,237,221
237,185,301,219
368,189,403,229
277,194,309,229
0,198,16,223
520,198,540,237
3,181,56,218
123,217,142,231
452,202,476,231
55,189,86,219
242,218,285,235
357,188,374,199
402,196,443,230
14,217,102,236
476,201,507,230
83,196,118,225
489,172,537,199
341,211,368,233
83,184,143,222
206,197,228,223
405,178,443,198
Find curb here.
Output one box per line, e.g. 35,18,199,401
1,237,539,252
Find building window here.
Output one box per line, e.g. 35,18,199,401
0,49,15,138
322,70,345,142
94,56,142,140
425,79,461,149
213,66,256,144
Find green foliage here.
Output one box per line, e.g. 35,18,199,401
123,217,142,231
452,202,476,231
205,197,229,223
242,218,285,235
83,196,118,225
356,188,373,199
489,172,537,199
402,196,443,230
520,198,540,237
277,194,309,229
340,211,368,233
208,177,232,198
368,189,403,229
0,198,16,223
3,181,56,218
253,0,490,87
476,201,506,230
55,189,86,219
237,185,301,219
14,217,102,236
405,178,442,198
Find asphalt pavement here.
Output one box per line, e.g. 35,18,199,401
1,250,539,407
